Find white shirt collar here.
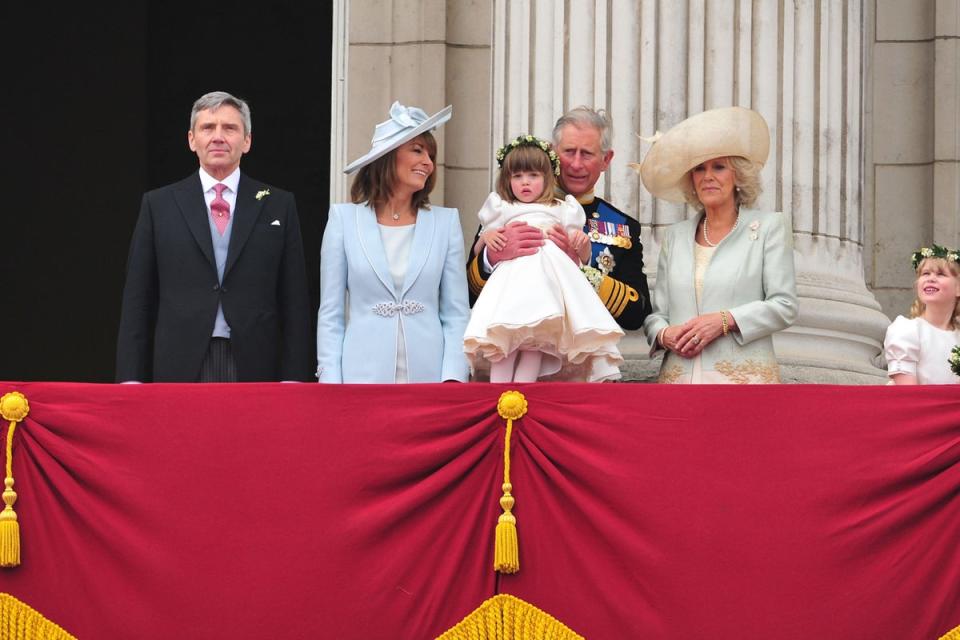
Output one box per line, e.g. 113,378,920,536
199,167,241,194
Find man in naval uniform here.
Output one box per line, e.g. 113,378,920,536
466,106,651,330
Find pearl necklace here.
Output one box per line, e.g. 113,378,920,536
702,211,739,248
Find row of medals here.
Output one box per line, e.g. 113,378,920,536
587,220,632,250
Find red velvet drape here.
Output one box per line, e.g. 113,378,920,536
0,382,957,639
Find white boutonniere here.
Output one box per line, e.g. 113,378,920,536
749,220,760,241
255,189,271,201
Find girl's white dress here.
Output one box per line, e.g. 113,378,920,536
463,193,624,381
883,315,960,384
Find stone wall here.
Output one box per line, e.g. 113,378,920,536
331,0,493,250
866,0,960,319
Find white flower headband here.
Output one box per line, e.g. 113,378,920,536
496,135,561,176
912,244,960,270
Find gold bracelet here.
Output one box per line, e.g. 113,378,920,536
720,310,729,336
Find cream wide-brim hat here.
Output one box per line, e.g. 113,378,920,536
637,106,770,203
344,101,453,175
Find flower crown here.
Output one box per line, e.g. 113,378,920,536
495,135,561,176
911,244,960,270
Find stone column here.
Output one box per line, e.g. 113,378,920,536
934,0,960,249
491,0,890,382
865,0,960,318
332,0,493,253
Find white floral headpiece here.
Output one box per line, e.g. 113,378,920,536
496,135,561,176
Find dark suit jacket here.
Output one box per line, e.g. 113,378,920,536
116,172,313,382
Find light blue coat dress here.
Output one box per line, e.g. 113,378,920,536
643,209,798,383
316,203,471,383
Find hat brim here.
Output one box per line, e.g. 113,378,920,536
638,107,770,203
344,105,453,175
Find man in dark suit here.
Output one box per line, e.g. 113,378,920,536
116,91,312,382
466,106,651,330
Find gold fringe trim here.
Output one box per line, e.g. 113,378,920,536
437,594,583,640
0,392,29,568
940,624,960,640
0,593,76,640
494,392,527,574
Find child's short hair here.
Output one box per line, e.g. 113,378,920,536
910,256,960,329
496,144,557,204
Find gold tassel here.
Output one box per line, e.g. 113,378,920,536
0,392,29,568
494,391,527,574
0,478,18,568
494,486,518,573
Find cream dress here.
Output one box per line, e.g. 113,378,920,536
883,315,960,384
463,192,624,382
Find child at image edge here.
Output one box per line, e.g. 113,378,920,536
883,245,960,385
463,135,624,382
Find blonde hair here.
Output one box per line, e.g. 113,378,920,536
496,145,557,204
680,156,762,210
910,257,960,329
350,132,437,210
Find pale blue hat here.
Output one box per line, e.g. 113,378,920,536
345,101,453,174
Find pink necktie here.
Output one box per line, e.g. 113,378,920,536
211,183,230,235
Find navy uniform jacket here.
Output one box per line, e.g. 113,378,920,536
466,194,651,330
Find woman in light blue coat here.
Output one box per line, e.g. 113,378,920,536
317,102,470,383
639,107,798,383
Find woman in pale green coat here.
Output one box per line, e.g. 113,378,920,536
639,107,798,383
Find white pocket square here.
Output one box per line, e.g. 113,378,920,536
270,219,281,226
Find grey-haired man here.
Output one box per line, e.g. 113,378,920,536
117,91,313,382
467,106,651,330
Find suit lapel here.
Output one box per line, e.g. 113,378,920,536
225,173,264,277
173,174,215,269
401,208,435,296
355,204,396,296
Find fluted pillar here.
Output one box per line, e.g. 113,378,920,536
491,0,889,382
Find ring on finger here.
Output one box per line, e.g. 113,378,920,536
692,335,701,345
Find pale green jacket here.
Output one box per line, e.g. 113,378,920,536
643,209,798,383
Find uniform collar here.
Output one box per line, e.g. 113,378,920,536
575,190,596,206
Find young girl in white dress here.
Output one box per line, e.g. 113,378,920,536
463,135,624,382
883,245,960,384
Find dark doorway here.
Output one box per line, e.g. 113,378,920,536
2,3,331,382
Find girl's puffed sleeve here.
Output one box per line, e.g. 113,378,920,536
883,316,920,378
478,192,505,230
560,194,587,232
